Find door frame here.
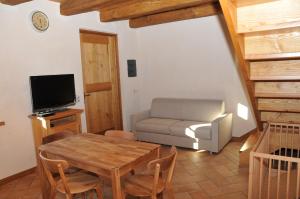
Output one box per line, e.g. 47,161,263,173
79,29,123,131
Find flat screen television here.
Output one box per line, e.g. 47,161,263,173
30,74,76,114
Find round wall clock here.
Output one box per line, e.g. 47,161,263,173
31,11,49,32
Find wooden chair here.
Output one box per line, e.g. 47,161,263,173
39,151,103,199
42,131,80,174
104,130,136,141
123,146,177,199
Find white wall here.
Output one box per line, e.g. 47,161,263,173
136,16,256,137
116,22,143,131
0,1,256,180
0,0,139,179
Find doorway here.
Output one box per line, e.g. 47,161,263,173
80,30,123,134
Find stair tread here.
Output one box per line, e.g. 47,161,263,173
245,52,300,61
251,77,300,81
238,22,300,34
258,109,300,113
255,93,300,98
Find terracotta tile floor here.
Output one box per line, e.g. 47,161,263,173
0,141,249,199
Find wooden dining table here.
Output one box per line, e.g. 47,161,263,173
38,133,160,199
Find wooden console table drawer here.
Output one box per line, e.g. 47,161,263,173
29,109,83,152
49,121,80,134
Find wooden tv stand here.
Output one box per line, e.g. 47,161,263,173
30,108,83,151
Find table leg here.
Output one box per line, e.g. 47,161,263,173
111,168,123,199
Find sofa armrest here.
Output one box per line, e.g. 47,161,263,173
130,110,150,132
211,113,233,153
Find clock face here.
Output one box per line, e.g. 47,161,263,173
32,11,49,32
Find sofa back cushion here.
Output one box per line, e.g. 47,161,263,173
182,99,225,122
150,98,225,122
150,98,183,120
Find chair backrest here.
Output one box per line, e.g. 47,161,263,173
42,130,75,144
39,151,71,195
104,130,136,141
147,146,177,187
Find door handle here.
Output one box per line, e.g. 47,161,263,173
84,93,91,97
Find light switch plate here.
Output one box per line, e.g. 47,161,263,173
127,60,137,77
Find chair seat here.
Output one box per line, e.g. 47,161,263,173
56,171,101,194
169,120,212,140
124,174,165,197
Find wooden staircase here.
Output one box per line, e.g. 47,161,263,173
220,0,300,166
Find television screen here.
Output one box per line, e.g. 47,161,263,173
30,74,76,113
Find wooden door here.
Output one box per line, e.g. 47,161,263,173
80,30,122,134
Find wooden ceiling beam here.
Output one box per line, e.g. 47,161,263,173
99,0,218,22
0,0,31,5
129,2,220,28
60,0,126,16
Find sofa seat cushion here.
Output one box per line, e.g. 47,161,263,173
169,121,212,140
135,118,180,135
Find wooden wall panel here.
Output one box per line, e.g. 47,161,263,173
237,0,300,33
85,91,114,133
80,33,109,44
255,82,300,98
258,99,300,112
81,43,111,85
250,60,300,80
85,82,112,93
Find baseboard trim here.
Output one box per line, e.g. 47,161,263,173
0,167,36,186
231,128,257,142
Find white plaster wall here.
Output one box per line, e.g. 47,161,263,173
0,0,139,179
0,1,256,179
136,16,256,137
116,22,142,131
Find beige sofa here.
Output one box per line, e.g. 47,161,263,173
131,98,232,153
